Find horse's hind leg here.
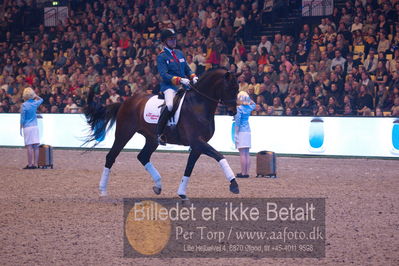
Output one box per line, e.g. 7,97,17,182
137,138,162,195
177,149,201,200
99,128,136,196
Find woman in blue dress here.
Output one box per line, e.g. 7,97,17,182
234,91,256,178
20,87,43,169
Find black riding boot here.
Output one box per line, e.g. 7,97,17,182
156,107,170,146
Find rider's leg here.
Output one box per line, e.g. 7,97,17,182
156,89,176,145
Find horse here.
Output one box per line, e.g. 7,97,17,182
84,68,239,199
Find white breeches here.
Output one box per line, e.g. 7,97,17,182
164,89,177,111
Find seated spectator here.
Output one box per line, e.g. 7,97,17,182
376,14,390,35
50,105,59,113
356,85,374,114
364,32,378,57
351,16,363,32
363,49,378,73
331,50,346,71
232,40,246,60
375,107,384,117
374,61,389,87
344,53,361,75
362,16,376,36
265,105,274,116
377,32,391,54
352,30,364,46
276,73,289,97
311,26,324,46
294,43,308,65
233,10,245,39
316,105,327,116
238,74,249,92
342,104,354,116
254,64,265,84
268,54,279,71
327,105,337,116
298,97,313,116
360,72,375,94
63,97,79,113
252,103,266,115
258,35,271,54
248,76,260,96
246,53,258,75
284,106,294,115
257,84,271,105
375,84,390,110
257,47,269,65
391,97,399,116
318,18,328,33
273,33,285,54
324,25,337,44
272,97,284,115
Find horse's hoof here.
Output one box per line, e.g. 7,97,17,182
153,186,162,195
179,194,189,201
229,179,239,194
99,190,108,197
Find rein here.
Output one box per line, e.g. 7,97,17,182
189,83,220,104
188,83,236,105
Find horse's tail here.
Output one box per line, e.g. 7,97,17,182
83,88,122,147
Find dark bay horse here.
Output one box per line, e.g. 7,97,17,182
84,68,239,198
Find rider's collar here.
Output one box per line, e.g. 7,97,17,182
164,46,174,54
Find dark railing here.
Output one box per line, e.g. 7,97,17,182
302,0,333,17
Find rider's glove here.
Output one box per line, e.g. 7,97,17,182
180,78,190,86
192,76,199,84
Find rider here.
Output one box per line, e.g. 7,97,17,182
156,28,198,145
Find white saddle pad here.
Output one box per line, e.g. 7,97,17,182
143,93,186,125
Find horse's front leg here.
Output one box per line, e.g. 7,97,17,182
178,149,201,200
190,140,239,194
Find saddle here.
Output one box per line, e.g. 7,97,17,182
157,88,186,117
144,89,186,125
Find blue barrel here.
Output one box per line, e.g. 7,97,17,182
309,118,324,149
393,120,399,151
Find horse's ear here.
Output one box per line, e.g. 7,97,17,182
224,71,231,80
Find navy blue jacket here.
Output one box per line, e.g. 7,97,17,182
157,47,195,92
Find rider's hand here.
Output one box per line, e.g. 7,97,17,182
180,78,190,86
192,76,199,84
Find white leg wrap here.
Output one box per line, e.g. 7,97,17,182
145,162,162,188
177,176,190,195
99,167,110,193
219,159,235,182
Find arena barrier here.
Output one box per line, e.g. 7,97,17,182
1,114,398,158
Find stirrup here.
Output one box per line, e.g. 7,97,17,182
157,134,167,146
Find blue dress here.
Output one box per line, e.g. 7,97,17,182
20,97,43,128
20,97,43,145
234,102,256,149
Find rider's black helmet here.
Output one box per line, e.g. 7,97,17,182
161,28,176,42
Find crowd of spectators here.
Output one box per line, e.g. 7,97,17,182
0,0,398,117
